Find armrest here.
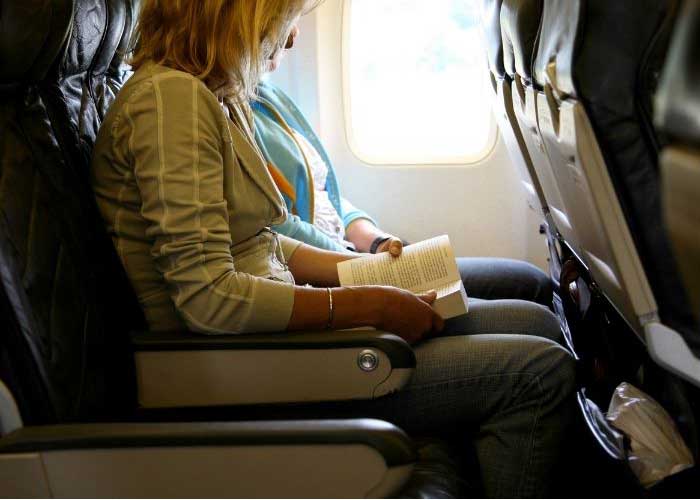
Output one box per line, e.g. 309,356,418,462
131,330,416,408
0,419,415,498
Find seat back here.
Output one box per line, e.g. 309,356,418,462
652,0,700,383
657,0,700,322
480,0,545,215
531,0,699,384
0,0,144,425
500,0,572,244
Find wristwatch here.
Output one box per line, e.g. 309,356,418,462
369,235,392,254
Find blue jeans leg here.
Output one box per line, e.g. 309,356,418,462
358,302,576,497
457,257,553,306
449,297,564,344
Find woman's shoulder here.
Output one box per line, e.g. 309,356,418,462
107,62,225,137
103,62,228,151
124,62,219,106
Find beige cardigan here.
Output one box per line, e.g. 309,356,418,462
92,63,301,334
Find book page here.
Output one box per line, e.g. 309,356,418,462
337,235,460,292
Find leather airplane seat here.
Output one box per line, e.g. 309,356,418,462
0,0,145,425
0,0,470,496
532,0,700,386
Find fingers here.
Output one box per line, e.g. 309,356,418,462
418,292,444,338
377,236,403,257
417,290,437,304
388,238,403,257
411,311,444,345
383,288,444,344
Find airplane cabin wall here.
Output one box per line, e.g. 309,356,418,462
268,0,548,270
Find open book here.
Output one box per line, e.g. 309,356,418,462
337,235,468,319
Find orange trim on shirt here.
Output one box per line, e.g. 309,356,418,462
266,162,298,215
259,99,315,224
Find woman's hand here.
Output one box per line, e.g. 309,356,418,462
288,284,444,344
376,236,404,257
374,287,445,344
346,218,406,256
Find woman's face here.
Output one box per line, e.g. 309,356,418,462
266,23,299,73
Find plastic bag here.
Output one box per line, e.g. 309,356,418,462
606,382,694,488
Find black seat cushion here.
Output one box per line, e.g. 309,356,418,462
0,0,144,424
0,2,74,84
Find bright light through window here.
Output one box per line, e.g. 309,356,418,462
343,0,495,165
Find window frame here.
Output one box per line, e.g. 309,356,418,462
340,0,498,167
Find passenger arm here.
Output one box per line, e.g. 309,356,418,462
346,218,404,256
130,76,296,334
273,213,352,253
284,238,355,286
341,198,405,255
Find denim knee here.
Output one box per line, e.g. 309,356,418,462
527,338,578,405
513,261,553,307
527,302,563,344
458,298,564,343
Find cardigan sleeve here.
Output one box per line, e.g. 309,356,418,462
273,215,352,253
126,73,296,334
340,197,377,229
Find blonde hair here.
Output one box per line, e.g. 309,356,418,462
130,0,319,101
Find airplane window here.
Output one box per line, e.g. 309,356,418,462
343,0,496,165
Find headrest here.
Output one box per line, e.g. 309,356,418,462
0,0,135,85
0,0,74,84
533,0,675,100
656,0,700,147
532,0,579,96
481,0,506,79
60,0,135,78
501,0,543,84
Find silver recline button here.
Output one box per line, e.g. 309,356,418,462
358,350,379,372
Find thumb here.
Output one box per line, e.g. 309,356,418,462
388,238,403,257
417,290,437,305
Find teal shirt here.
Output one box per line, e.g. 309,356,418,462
252,82,375,252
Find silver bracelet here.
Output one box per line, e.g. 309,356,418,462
326,287,334,330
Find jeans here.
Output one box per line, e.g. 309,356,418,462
352,259,572,497
349,299,576,498
457,257,553,306
299,258,573,497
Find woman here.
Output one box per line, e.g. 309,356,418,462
91,1,576,497
255,24,552,307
